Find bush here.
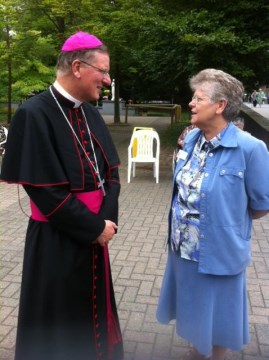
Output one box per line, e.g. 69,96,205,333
160,112,191,148
0,105,16,123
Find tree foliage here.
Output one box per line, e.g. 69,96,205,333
0,0,268,118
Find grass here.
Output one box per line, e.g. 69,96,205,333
0,106,15,125
160,111,191,148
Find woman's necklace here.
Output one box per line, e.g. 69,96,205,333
49,86,106,196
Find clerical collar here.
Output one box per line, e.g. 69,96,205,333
53,81,82,108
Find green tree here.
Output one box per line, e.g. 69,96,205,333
1,0,268,122
130,0,269,103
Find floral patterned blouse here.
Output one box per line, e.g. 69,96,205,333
171,131,224,261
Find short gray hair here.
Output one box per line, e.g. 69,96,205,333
189,68,244,121
56,45,109,75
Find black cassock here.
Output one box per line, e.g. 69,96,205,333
1,87,124,360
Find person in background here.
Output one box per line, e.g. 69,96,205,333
111,78,115,101
251,89,258,107
173,124,196,170
0,125,8,158
232,117,245,130
257,88,266,107
157,68,269,360
0,31,123,360
177,124,197,149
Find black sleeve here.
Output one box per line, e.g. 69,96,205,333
98,166,120,224
23,184,106,245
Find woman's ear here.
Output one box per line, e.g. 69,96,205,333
216,99,227,115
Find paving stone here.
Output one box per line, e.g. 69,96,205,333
1,115,269,360
256,324,269,345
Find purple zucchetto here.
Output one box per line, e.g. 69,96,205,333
61,31,103,52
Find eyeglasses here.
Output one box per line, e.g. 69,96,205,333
190,96,210,104
80,60,110,77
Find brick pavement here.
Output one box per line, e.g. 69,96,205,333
0,115,269,360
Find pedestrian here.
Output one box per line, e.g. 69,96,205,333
176,124,197,150
0,31,123,360
173,124,196,170
232,116,245,130
156,68,269,360
257,88,266,107
0,125,8,157
251,89,258,107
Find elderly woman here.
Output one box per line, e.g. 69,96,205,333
156,69,269,360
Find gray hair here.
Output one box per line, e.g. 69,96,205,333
56,45,109,75
189,68,244,121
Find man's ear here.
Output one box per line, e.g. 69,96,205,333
72,60,82,78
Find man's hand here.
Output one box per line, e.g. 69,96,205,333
96,220,118,246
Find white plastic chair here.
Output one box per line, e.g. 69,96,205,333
127,129,160,183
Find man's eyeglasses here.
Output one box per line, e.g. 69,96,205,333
80,60,110,77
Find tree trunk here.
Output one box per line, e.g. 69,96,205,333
7,60,12,124
114,79,120,123
6,26,12,124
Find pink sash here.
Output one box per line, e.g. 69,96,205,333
30,189,122,354
30,189,103,221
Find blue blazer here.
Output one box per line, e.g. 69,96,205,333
169,123,269,275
